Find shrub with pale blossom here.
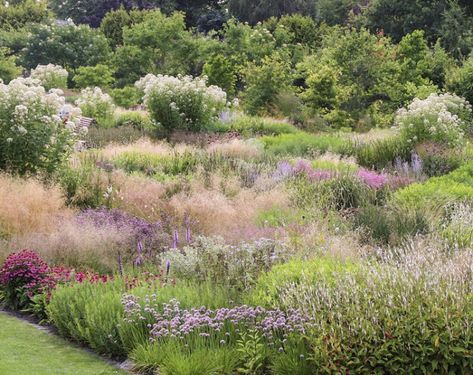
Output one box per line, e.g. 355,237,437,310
395,93,472,148
136,74,232,132
0,77,80,174
30,64,68,91
75,86,115,123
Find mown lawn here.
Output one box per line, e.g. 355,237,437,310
0,312,127,375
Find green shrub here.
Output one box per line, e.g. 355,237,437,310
394,160,473,208
109,86,141,108
354,204,433,245
113,111,151,131
352,136,411,169
241,52,293,115
75,87,116,126
59,157,111,209
290,174,379,211
0,47,20,83
47,279,126,357
275,257,473,373
395,93,472,148
0,77,76,175
261,132,350,156
202,54,237,97
137,74,230,133
73,64,115,89
113,151,198,176
229,115,299,137
446,55,473,106
248,257,357,307
30,64,68,90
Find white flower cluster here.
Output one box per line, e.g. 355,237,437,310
30,64,69,90
136,74,232,130
395,93,472,147
0,77,82,157
75,87,115,120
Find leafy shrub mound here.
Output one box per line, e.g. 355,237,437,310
395,92,472,148
30,64,68,90
75,87,115,126
0,77,80,174
395,160,473,208
136,74,232,132
269,251,473,373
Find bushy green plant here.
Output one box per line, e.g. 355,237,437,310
109,86,141,108
47,279,126,357
446,54,473,105
394,160,473,208
158,236,290,290
352,136,411,169
73,64,115,89
273,250,473,373
395,93,473,148
21,23,111,71
59,157,111,209
113,111,151,131
132,342,239,375
261,132,350,156
241,52,292,115
30,64,68,90
0,77,79,175
249,257,357,307
229,115,298,136
202,54,237,96
137,74,231,132
75,87,115,125
0,47,21,83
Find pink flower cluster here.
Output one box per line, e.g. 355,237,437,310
0,250,111,302
0,250,53,298
122,296,310,343
356,168,388,189
293,160,333,181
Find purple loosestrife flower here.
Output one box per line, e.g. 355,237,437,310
172,229,179,249
411,152,423,176
356,168,388,189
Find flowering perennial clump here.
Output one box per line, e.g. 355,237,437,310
122,295,310,344
30,64,68,90
159,236,290,289
136,74,232,131
0,77,81,174
75,86,115,120
395,93,472,147
76,208,169,255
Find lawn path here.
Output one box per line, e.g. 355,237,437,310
0,311,128,375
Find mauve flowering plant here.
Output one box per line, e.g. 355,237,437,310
76,208,170,261
122,295,310,349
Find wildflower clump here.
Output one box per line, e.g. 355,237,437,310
75,86,115,122
0,77,80,174
30,64,68,90
395,93,472,148
136,74,232,132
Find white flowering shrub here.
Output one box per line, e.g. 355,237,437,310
75,87,115,123
136,74,231,132
30,64,68,91
0,78,81,174
395,93,472,148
